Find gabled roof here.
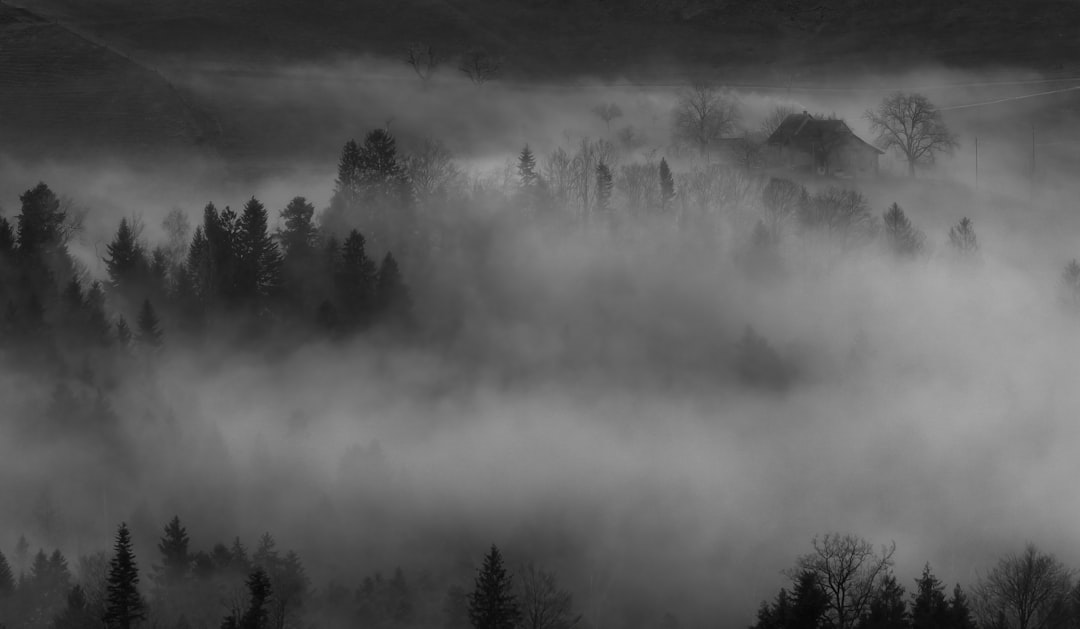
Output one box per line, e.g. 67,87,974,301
767,112,884,154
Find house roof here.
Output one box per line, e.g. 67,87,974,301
766,112,884,154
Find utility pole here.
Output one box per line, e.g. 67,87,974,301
975,136,979,191
1030,124,1036,207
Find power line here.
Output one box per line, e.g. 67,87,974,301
935,84,1080,111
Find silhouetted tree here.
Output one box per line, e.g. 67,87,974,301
948,218,977,256
866,92,958,177
104,523,145,629
104,218,147,302
0,551,12,597
236,197,282,306
659,159,675,213
16,183,66,256
115,317,132,347
518,563,579,629
459,50,501,85
592,103,623,132
375,253,412,325
335,230,377,327
973,545,1072,629
51,585,97,629
468,546,520,629
153,516,190,590
136,300,163,349
791,534,896,629
882,203,925,257
911,564,949,629
859,575,908,629
518,146,539,189
948,585,977,629
672,81,739,155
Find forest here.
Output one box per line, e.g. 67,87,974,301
3,73,1080,629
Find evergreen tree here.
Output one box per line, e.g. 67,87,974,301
359,129,404,191
0,216,14,255
948,218,977,256
518,146,538,189
104,523,145,629
335,230,377,327
278,197,318,261
374,253,412,324
136,299,163,348
115,317,133,347
859,575,908,629
236,197,283,304
154,516,190,589
882,203,925,257
16,182,66,255
595,162,613,214
51,585,97,629
659,158,675,212
334,140,363,203
467,545,520,629
947,585,976,629
104,218,147,299
0,551,13,597
789,570,828,629
239,569,272,629
911,564,949,629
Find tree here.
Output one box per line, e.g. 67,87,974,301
236,197,283,305
791,533,897,629
518,563,579,629
518,146,539,189
949,585,977,629
459,50,500,85
51,585,98,629
592,103,623,132
761,178,805,239
659,158,675,213
336,230,377,327
948,218,977,256
104,523,145,629
1063,260,1080,310
115,317,133,347
16,182,66,255
153,516,190,589
882,203,925,257
405,42,440,87
800,188,878,249
136,299,163,349
866,92,958,177
859,575,908,629
375,253,412,325
0,551,12,597
672,81,739,156
911,564,950,629
468,545,520,629
103,217,148,300
972,544,1073,629
595,162,613,214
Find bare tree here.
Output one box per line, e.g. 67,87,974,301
866,92,958,177
790,533,896,629
973,545,1073,629
672,81,739,157
403,138,462,205
761,177,805,239
592,103,624,133
728,131,765,170
405,42,440,87
459,50,501,85
518,563,581,629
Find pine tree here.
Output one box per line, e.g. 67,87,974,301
277,197,318,261
154,516,190,589
595,162,613,214
882,203,925,257
115,317,133,347
334,140,363,202
104,218,147,299
948,218,977,256
239,568,272,629
911,564,949,629
947,585,976,629
136,299,163,348
51,585,97,629
16,182,66,255
0,550,13,597
237,197,283,304
789,570,828,629
374,253,412,324
858,575,908,629
467,545,520,629
517,146,538,189
104,523,145,629
335,230,377,327
0,216,14,255
659,158,675,212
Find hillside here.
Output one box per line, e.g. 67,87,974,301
0,1,213,158
11,0,1080,78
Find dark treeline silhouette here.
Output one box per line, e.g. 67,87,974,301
0,518,573,629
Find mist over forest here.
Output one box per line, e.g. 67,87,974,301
3,1,1080,629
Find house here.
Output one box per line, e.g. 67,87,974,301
765,112,883,177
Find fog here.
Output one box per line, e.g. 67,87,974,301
4,54,1080,629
